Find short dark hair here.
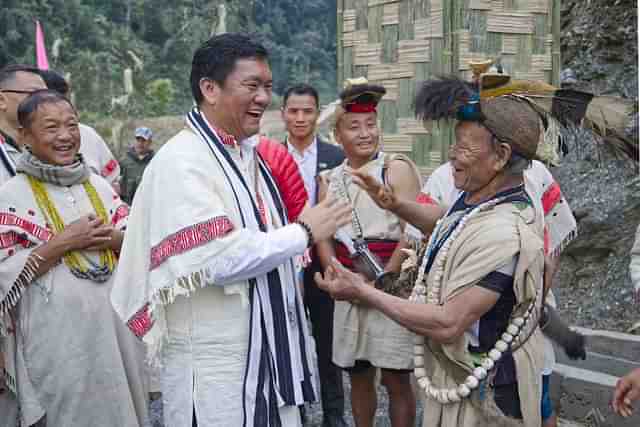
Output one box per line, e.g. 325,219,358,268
0,64,41,87
17,89,76,129
190,33,268,105
283,84,319,108
39,69,70,96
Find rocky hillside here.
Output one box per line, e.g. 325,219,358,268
553,0,638,332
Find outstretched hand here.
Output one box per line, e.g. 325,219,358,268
298,196,352,242
613,368,640,418
314,257,370,302
351,169,398,212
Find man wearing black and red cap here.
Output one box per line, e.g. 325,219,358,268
315,78,421,427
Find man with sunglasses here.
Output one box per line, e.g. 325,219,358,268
0,64,46,427
0,64,47,184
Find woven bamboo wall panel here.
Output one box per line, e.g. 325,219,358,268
514,70,547,80
398,40,430,63
525,0,549,14
368,0,400,6
413,14,444,39
342,30,368,48
458,31,489,70
354,43,382,66
531,53,552,70
398,118,430,135
487,12,535,34
367,63,414,80
337,0,560,178
374,79,399,100
502,34,519,54
382,134,413,152
491,0,505,10
382,3,400,25
469,0,492,10
429,151,443,165
343,10,357,33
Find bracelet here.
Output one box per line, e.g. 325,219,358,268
295,220,314,249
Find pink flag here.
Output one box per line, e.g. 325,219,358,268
35,20,50,70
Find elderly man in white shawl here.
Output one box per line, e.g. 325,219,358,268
110,33,351,427
0,90,148,426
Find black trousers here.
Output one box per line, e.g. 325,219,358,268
303,263,345,421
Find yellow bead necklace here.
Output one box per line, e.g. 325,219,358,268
27,175,116,282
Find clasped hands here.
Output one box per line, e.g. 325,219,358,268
315,257,371,303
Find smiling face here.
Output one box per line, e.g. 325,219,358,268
21,100,80,166
282,93,319,142
203,58,272,141
450,121,507,193
334,111,379,166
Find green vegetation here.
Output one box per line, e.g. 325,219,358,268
0,0,337,119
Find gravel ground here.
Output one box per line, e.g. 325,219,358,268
147,376,584,427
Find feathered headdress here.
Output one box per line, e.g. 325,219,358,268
415,73,638,165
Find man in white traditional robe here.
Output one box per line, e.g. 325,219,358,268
111,33,350,427
0,89,148,426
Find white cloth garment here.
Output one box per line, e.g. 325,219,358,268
287,137,318,206
78,123,121,185
111,110,316,426
0,173,147,427
0,133,19,427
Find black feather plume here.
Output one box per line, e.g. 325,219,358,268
414,77,476,121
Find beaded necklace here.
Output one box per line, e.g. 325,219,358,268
27,175,116,283
410,193,541,405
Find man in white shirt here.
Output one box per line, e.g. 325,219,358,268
282,84,346,427
111,33,351,427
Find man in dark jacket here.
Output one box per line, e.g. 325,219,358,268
282,84,346,427
120,126,154,204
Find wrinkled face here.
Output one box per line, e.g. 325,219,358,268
22,101,80,166
134,136,151,154
334,111,379,164
207,58,272,140
0,72,47,127
450,121,504,193
282,94,319,141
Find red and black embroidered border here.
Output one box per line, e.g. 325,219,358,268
101,159,119,177
541,181,562,215
0,231,32,250
127,303,153,338
111,204,129,226
0,213,52,242
149,216,234,270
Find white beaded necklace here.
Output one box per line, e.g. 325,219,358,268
410,195,540,405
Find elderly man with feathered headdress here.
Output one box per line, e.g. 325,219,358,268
316,78,556,427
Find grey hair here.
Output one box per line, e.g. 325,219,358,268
489,135,531,176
